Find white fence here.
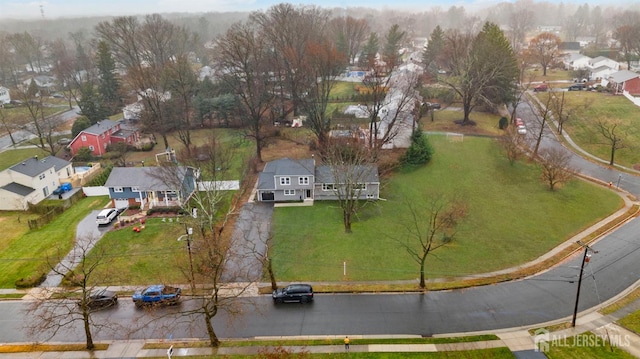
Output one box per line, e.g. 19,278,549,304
82,186,109,196
622,91,640,107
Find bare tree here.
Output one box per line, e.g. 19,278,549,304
499,125,526,165
538,147,575,191
530,91,556,157
524,32,563,77
153,135,255,347
395,194,467,289
24,235,120,350
329,16,370,65
15,86,63,155
508,8,535,53
320,141,379,233
594,118,631,166
213,21,278,164
0,107,19,147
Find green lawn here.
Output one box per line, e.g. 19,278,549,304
545,332,635,358
270,136,621,282
226,349,515,359
618,309,640,334
0,196,109,288
86,219,188,285
421,110,504,135
542,91,640,168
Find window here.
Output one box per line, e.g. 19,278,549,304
322,183,335,191
367,194,376,199
298,177,309,185
284,189,295,196
81,135,87,142
39,173,46,180
101,133,105,139
43,187,49,197
354,183,366,190
131,186,140,192
114,187,123,193
280,177,291,185
89,145,95,151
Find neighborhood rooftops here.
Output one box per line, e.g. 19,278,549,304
104,166,191,191
9,156,71,177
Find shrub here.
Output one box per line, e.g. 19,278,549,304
499,117,509,130
74,147,93,161
15,273,47,288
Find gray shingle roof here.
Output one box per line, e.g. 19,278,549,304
81,119,120,136
263,158,315,176
104,166,188,191
1,182,35,196
9,156,71,177
315,165,379,184
609,70,640,83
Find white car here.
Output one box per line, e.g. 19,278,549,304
96,209,118,225
517,125,527,135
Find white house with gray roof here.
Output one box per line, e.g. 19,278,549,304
256,158,379,203
0,156,73,210
0,86,10,104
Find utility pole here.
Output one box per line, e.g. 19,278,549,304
572,241,597,327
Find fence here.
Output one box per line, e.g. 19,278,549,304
27,190,85,230
622,91,640,107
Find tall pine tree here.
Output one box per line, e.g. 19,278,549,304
96,40,121,115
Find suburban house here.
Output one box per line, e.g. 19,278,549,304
590,66,617,81
22,75,56,94
0,155,73,210
563,53,591,71
256,157,379,203
68,119,140,157
104,166,197,209
0,86,10,104
605,70,640,95
589,56,619,72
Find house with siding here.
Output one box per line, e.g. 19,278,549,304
0,86,10,104
68,119,140,157
563,53,591,70
104,166,197,209
256,158,379,203
606,70,640,95
0,155,73,210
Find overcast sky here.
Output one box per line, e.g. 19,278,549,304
0,0,530,20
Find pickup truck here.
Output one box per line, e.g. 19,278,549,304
132,285,181,307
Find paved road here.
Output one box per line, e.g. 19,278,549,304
0,105,77,150
2,96,640,343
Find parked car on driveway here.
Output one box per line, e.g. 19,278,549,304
96,208,118,225
132,285,181,308
273,284,314,304
78,290,118,310
568,83,584,91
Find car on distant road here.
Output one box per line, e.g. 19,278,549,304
272,284,314,304
533,84,548,92
57,138,71,145
425,102,441,110
78,290,118,310
568,83,584,91
96,208,118,225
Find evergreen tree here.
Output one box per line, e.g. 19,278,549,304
96,40,121,114
359,33,379,68
473,22,519,109
422,25,445,71
382,24,405,68
71,116,91,137
402,128,434,166
78,83,109,124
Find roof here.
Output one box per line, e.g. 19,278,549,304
315,164,379,184
609,70,640,83
80,120,120,136
564,53,589,62
104,166,191,191
9,156,71,177
590,56,612,64
1,182,35,196
258,158,315,190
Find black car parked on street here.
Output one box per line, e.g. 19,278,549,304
272,284,314,304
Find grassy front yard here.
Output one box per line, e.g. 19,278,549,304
270,135,621,282
0,196,109,288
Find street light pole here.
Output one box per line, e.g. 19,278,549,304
178,227,195,289
572,241,596,327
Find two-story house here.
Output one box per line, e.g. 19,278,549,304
257,158,315,202
0,155,73,210
68,119,140,157
563,53,591,71
256,158,380,203
104,166,197,210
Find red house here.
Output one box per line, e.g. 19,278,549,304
68,119,140,157
608,70,640,95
